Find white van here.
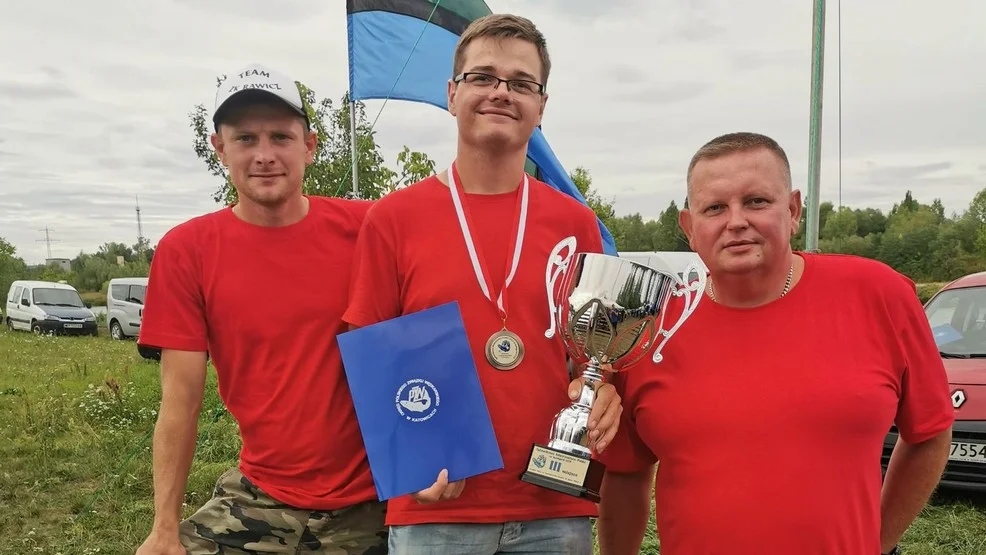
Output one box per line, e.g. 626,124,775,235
106,277,148,340
618,251,708,283
4,280,98,336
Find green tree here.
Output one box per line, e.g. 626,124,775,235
652,200,690,251
0,237,27,303
189,80,433,204
965,187,986,253
888,190,920,218
610,214,653,251
65,241,152,293
388,146,437,193
802,189,986,283
819,234,879,260
818,201,835,235
854,208,888,237
570,166,616,226
929,219,981,281
930,198,946,223
95,242,136,264
879,194,944,281
821,207,858,240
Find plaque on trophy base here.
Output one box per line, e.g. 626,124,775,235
521,443,606,502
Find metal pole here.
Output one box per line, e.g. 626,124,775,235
837,0,842,210
349,97,360,198
805,0,826,252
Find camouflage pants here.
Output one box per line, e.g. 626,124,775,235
179,467,388,554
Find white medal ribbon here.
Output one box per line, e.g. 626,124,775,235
447,161,529,319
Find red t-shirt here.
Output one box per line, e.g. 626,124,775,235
600,252,955,554
342,174,605,525
138,196,379,510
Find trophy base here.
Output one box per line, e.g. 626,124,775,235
519,443,605,503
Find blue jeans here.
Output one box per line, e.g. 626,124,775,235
388,517,593,555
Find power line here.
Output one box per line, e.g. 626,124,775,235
36,226,60,259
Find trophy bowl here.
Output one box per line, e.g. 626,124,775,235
520,236,704,501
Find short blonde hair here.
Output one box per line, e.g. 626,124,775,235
452,14,551,86
687,132,792,190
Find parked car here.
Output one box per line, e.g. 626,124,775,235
122,276,208,363
881,271,986,491
107,277,148,340
4,280,98,336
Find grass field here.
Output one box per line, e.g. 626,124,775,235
1,329,984,555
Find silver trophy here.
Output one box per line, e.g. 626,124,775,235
520,236,704,501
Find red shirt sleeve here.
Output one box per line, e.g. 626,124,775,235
886,271,955,444
342,211,402,328
581,210,605,255
138,226,208,352
597,372,659,473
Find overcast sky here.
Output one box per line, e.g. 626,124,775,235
1,0,983,264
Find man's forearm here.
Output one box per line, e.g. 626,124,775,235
150,400,201,531
596,466,655,555
880,428,951,551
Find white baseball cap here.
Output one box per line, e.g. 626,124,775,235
212,63,309,129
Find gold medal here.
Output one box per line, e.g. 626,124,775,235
486,329,525,370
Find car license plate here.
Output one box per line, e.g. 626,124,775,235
64,323,82,328
949,441,986,464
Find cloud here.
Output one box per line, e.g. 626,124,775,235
0,80,76,100
663,14,725,44
606,65,650,85
861,162,955,184
730,49,803,71
520,0,639,21
171,0,327,22
0,0,984,265
611,81,713,104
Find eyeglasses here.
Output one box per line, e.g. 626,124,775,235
453,72,545,96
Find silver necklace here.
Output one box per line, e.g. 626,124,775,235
709,264,793,303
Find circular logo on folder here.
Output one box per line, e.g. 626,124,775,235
395,379,440,422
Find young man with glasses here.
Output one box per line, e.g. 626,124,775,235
343,13,621,555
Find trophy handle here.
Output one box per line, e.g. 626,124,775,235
651,261,706,363
544,236,578,339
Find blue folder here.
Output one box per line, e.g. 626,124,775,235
338,301,504,500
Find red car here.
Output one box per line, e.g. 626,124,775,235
882,271,986,491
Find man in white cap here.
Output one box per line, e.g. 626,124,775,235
135,64,386,555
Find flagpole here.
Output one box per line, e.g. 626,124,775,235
805,0,825,252
349,96,360,198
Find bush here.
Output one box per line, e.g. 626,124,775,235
916,282,946,305
80,291,106,307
